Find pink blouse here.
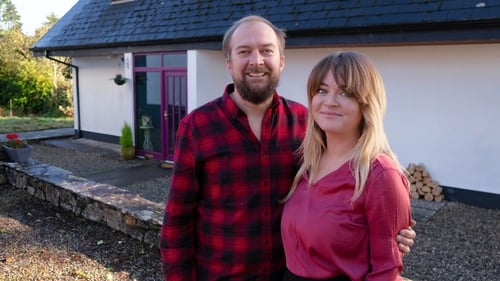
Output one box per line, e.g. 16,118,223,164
281,155,412,281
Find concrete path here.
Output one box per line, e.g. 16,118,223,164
0,128,75,142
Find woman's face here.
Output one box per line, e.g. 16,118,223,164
311,71,362,138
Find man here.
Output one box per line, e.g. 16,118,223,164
160,15,415,281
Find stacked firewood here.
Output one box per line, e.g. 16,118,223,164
406,163,445,202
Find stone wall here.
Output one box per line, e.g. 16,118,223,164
0,162,163,248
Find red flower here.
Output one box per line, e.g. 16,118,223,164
4,133,28,149
6,133,18,140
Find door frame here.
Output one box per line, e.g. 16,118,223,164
133,51,187,161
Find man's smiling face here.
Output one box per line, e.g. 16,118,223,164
226,21,285,104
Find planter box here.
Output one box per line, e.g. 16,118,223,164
3,145,32,163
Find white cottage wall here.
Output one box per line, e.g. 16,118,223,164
73,56,135,138
279,44,500,195
188,50,231,112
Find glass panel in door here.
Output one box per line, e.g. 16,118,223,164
135,71,162,158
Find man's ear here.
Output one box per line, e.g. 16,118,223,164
280,55,285,72
225,58,232,71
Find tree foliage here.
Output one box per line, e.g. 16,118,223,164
0,0,72,117
0,0,21,31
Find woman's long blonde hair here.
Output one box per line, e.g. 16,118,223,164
282,51,407,202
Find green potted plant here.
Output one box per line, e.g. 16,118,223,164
119,122,135,160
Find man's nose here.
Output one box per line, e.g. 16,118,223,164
249,50,264,66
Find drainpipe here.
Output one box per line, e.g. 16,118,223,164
44,52,82,138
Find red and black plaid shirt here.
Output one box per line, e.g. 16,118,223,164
160,84,307,281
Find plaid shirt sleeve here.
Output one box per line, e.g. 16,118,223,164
160,113,199,281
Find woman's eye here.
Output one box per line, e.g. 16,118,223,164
340,92,354,97
316,88,327,94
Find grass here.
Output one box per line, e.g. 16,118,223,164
0,117,73,134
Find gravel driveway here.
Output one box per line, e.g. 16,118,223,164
0,184,163,281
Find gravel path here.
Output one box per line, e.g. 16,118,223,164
402,202,499,280
30,141,170,204
1,141,499,280
0,185,163,281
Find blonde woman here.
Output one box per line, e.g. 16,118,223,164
281,51,413,281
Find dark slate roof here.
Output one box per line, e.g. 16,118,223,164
32,0,500,56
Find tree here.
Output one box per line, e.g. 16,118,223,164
0,0,22,31
0,3,72,117
33,12,59,37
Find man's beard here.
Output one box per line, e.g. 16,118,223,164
233,71,280,105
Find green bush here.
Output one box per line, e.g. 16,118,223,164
119,122,134,148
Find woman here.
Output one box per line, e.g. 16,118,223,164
281,51,412,281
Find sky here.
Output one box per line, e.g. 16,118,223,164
12,0,78,35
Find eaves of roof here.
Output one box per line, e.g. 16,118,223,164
286,20,500,47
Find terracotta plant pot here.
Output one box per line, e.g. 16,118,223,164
121,146,135,160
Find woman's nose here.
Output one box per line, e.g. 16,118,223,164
324,93,339,107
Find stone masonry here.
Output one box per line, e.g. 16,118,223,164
0,161,163,248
